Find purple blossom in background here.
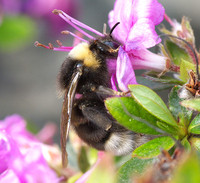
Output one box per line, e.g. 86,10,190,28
0,114,59,183
108,0,166,91
0,0,21,14
0,0,79,34
25,0,79,33
1,0,78,17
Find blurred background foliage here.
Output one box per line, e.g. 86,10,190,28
0,0,199,142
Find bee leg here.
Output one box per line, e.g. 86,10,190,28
79,102,113,131
94,85,130,96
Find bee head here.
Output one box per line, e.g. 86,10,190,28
89,38,120,59
89,22,121,59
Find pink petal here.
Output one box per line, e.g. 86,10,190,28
0,114,38,148
132,0,165,25
108,0,133,44
107,59,117,74
36,122,57,144
0,114,26,133
0,115,59,182
0,131,19,173
129,49,167,71
116,47,137,91
108,0,164,47
11,146,59,183
110,74,118,91
125,18,161,51
0,169,20,183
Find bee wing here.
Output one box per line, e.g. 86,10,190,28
60,65,83,167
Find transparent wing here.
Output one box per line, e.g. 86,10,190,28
60,65,83,167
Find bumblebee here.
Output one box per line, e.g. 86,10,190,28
58,23,150,166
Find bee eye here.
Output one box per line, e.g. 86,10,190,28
76,63,83,68
104,41,119,49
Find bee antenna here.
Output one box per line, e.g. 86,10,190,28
109,22,120,37
159,34,199,79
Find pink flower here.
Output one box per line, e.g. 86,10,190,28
109,0,164,51
108,0,166,91
0,114,59,183
0,114,38,148
36,0,166,91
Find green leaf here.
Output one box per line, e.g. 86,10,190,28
189,114,200,134
181,137,191,151
87,155,115,183
87,148,98,165
181,98,200,112
171,152,200,183
132,136,175,158
169,86,193,126
165,40,191,66
117,157,154,183
169,86,182,120
114,155,132,168
78,146,90,173
129,85,178,128
189,137,200,150
26,121,39,134
156,121,179,135
68,173,82,183
143,71,185,85
88,169,115,183
136,76,174,91
0,15,36,51
105,97,161,135
180,59,196,82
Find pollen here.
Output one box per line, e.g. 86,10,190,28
68,42,100,68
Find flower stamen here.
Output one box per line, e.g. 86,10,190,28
56,40,63,47
34,41,49,49
53,9,102,40
34,41,73,52
103,23,107,34
48,43,54,50
53,9,104,37
61,30,88,43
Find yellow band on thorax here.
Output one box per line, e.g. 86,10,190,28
68,42,100,69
